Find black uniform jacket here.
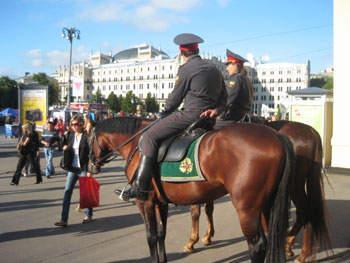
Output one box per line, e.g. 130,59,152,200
66,131,89,172
164,55,227,115
219,72,253,121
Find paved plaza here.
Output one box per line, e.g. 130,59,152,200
0,132,349,263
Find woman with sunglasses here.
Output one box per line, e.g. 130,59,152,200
55,115,94,227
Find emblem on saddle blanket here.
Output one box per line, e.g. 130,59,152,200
160,134,206,182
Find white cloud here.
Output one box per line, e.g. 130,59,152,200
75,0,201,31
25,49,41,58
31,59,43,67
22,45,90,71
216,0,231,7
149,0,200,11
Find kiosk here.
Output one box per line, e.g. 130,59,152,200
288,87,333,166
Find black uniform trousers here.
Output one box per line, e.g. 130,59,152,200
139,109,201,158
12,152,42,184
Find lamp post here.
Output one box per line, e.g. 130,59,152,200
61,27,80,108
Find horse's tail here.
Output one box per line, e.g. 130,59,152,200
266,133,294,263
305,128,332,255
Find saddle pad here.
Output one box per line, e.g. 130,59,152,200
160,134,206,182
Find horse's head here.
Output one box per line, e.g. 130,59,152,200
88,127,111,174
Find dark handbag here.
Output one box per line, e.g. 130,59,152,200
60,148,74,171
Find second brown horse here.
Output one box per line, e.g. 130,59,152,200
185,120,332,263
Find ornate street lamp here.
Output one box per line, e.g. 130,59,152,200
61,27,80,108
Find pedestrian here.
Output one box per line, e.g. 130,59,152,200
23,122,41,177
42,117,50,130
54,118,65,151
54,115,94,227
84,115,94,135
10,123,43,185
116,33,227,201
215,49,254,129
41,121,59,178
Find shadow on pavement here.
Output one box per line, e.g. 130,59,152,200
0,213,144,243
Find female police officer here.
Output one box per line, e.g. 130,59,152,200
215,49,254,129
117,33,227,201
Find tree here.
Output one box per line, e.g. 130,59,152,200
145,92,159,113
33,73,59,105
90,88,103,103
323,77,333,91
121,91,138,114
0,76,18,109
107,92,121,113
310,77,326,88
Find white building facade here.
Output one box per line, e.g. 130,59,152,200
57,44,309,116
247,61,310,117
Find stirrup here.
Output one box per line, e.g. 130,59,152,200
116,184,130,201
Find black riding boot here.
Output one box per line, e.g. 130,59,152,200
115,155,154,201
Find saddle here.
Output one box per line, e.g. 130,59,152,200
157,116,216,163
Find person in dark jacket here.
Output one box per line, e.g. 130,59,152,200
55,115,94,227
116,33,227,201
215,49,254,129
10,123,42,185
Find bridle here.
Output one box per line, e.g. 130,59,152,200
88,118,160,174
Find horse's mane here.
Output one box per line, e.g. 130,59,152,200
94,117,151,135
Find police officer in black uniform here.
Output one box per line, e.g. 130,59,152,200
215,49,254,129
117,33,227,201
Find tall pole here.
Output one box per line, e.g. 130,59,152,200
68,38,73,107
62,27,80,124
62,27,80,108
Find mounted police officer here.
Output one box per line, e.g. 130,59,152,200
116,33,227,201
215,49,254,129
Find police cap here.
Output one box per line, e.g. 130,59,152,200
226,49,248,65
174,33,204,51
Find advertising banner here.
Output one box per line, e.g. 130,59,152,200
72,78,84,97
19,84,48,132
290,104,323,140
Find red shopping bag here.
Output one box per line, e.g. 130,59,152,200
79,176,100,209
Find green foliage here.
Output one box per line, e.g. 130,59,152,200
145,92,159,113
107,92,121,113
310,77,326,88
33,73,59,105
0,76,18,109
90,88,103,103
323,77,333,91
121,91,138,114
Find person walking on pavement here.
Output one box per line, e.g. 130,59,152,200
10,123,42,185
116,33,227,201
215,49,254,129
55,115,94,227
54,118,65,151
41,121,59,178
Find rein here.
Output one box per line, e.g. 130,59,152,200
89,118,160,169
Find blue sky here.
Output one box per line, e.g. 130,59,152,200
0,0,333,78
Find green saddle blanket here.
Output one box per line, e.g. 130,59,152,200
160,134,206,182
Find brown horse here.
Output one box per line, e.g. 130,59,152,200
88,117,295,263
185,120,332,263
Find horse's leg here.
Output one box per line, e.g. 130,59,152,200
236,209,267,263
183,204,201,253
202,201,215,246
155,203,168,263
137,201,159,263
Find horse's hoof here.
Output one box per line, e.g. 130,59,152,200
286,248,294,257
202,237,212,246
183,245,194,254
295,254,306,263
